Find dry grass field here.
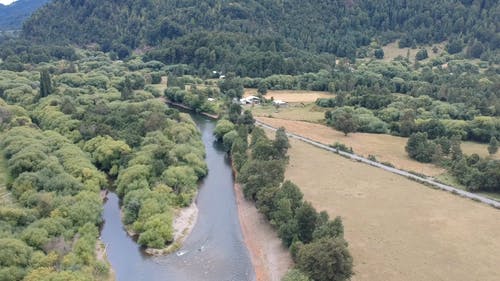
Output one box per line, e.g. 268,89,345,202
257,117,498,177
244,88,332,103
257,117,445,176
248,103,327,122
283,137,500,281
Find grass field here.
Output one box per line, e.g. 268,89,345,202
257,117,445,176
257,117,498,177
283,136,500,281
381,41,445,62
244,88,332,103
248,103,327,122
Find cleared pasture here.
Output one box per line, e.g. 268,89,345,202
248,103,327,122
257,117,498,177
284,136,500,281
257,117,444,176
244,88,332,103
381,41,445,62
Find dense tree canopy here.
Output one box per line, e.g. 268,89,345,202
8,0,497,76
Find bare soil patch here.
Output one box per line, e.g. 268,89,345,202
235,182,293,281
284,137,500,281
244,88,332,103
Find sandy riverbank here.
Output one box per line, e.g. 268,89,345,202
95,239,116,281
234,182,293,281
172,202,199,242
145,202,198,256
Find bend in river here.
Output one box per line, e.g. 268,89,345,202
100,114,255,281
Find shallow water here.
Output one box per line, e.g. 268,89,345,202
100,115,255,281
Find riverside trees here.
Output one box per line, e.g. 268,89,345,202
0,51,210,279
215,110,353,281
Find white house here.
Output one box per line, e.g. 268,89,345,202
240,95,261,104
272,100,288,107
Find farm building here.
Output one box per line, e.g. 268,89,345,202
272,100,288,107
240,95,261,104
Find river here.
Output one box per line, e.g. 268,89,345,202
100,114,255,281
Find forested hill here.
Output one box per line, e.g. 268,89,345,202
0,0,50,31
18,0,500,75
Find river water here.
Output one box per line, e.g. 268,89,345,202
100,114,255,281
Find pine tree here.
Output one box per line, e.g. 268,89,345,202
120,76,133,100
488,136,499,155
451,135,463,160
39,69,52,98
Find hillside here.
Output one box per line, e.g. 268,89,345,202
0,0,49,31
20,0,499,76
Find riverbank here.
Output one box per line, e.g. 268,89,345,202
95,239,115,281
145,202,199,256
101,189,199,256
234,181,293,281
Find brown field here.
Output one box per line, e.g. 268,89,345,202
283,136,500,281
257,117,499,177
248,103,327,123
244,88,332,103
257,117,445,176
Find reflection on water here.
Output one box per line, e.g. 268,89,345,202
100,115,255,281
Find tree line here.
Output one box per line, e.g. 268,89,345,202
5,0,496,77
213,104,353,281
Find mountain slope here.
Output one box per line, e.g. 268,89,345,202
0,0,50,31
23,0,500,50
17,0,500,76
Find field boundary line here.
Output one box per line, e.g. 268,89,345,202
256,120,500,209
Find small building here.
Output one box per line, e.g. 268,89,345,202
240,95,261,105
272,100,288,107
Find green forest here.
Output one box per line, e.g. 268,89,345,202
0,0,499,280
0,51,208,280
0,0,498,77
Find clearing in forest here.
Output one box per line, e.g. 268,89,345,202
249,103,327,123
381,41,445,62
244,88,332,103
283,136,500,281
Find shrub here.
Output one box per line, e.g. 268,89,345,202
330,142,353,153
